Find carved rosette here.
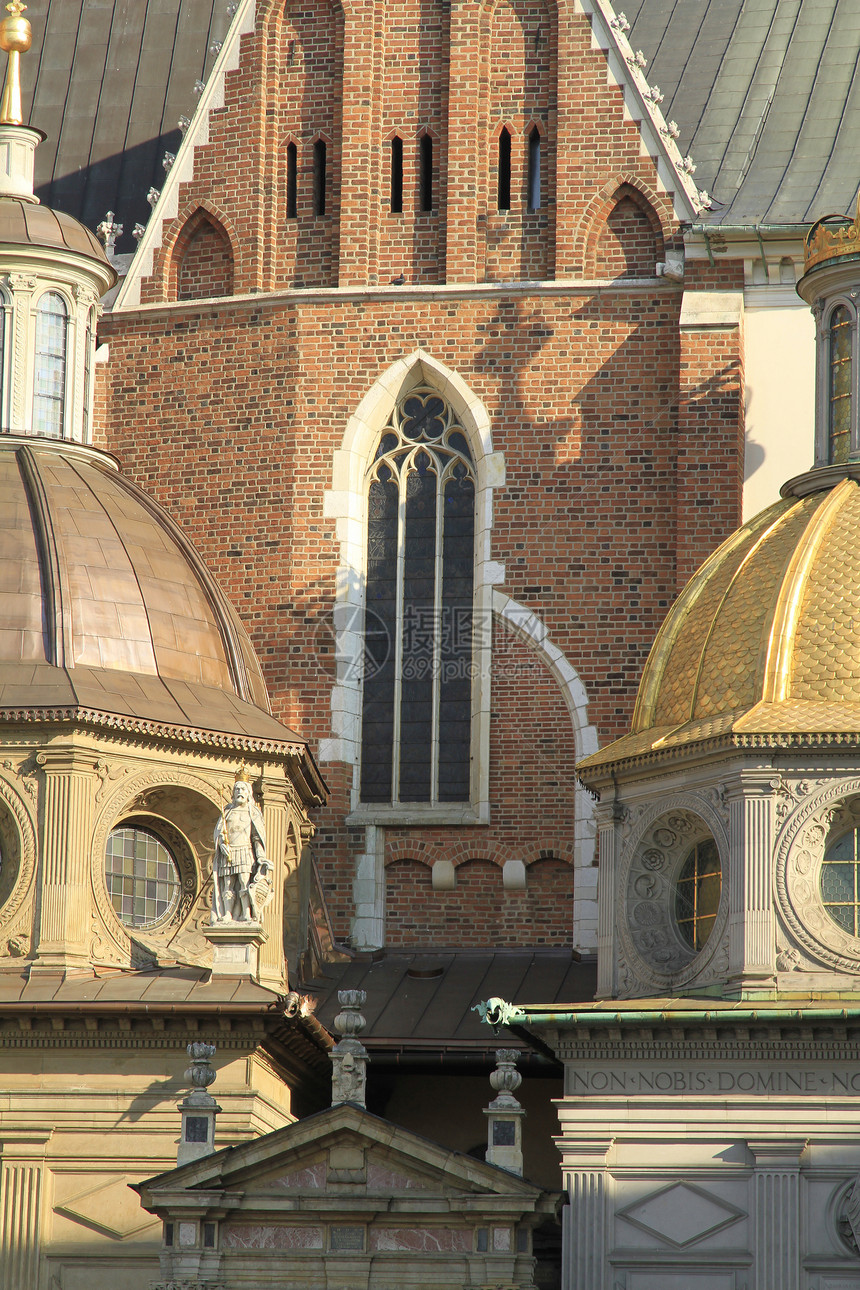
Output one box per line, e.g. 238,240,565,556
775,778,860,972
617,795,730,994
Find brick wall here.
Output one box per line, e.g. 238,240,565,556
98,0,747,950
385,856,572,946
96,275,744,946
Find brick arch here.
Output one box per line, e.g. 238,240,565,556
258,0,349,36
577,174,674,278
163,202,238,302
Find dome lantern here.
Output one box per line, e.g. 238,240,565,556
0,5,115,443
798,193,860,473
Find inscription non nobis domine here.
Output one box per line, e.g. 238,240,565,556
568,1066,860,1095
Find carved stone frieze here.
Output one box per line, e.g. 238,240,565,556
617,795,730,995
775,779,860,972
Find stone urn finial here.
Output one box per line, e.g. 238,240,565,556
489,1048,523,1105
184,1042,217,1090
330,989,368,1109
177,1042,221,1166
333,989,367,1037
484,1048,525,1176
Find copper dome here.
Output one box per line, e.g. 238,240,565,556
0,437,306,753
0,198,113,272
579,473,860,775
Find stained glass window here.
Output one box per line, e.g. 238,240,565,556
821,829,860,936
675,838,721,951
105,826,180,929
33,292,68,437
360,388,475,805
829,304,852,464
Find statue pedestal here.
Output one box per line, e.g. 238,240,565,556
203,922,267,978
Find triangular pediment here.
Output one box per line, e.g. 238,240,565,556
137,1104,543,1204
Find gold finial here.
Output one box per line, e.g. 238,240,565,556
0,2,30,127
804,189,860,275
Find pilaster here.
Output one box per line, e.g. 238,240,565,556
337,0,379,285
257,773,293,991
724,770,779,995
748,1139,806,1290
0,1132,51,1290
595,801,624,996
32,745,97,970
444,0,481,283
560,1140,612,1290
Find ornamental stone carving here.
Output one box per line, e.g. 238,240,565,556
211,773,272,925
775,778,860,972
0,771,37,937
90,767,221,961
617,795,730,994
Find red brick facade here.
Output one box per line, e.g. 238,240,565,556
97,0,745,956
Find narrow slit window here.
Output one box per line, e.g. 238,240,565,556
497,128,512,212
313,139,327,216
419,135,433,212
391,136,403,214
527,127,541,211
829,304,852,464
286,142,298,219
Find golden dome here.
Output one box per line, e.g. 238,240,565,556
0,437,311,757
579,474,860,775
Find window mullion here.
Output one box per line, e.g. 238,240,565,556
391,469,407,803
430,461,444,804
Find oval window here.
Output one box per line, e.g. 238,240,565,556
820,829,860,936
675,837,721,951
105,826,180,929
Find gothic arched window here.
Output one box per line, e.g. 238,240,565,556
33,291,68,437
360,388,475,805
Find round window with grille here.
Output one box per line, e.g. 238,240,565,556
820,829,860,936
674,838,722,952
104,826,181,929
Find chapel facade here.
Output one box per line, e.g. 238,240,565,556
477,198,860,1288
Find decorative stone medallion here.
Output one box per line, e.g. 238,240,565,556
618,795,729,991
775,779,860,972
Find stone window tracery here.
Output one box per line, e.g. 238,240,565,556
105,824,181,929
33,290,68,437
360,387,475,805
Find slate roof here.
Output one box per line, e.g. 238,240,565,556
16,1,860,244
625,0,860,226
22,0,230,255
309,949,596,1054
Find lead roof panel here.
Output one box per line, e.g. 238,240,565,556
625,0,860,225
